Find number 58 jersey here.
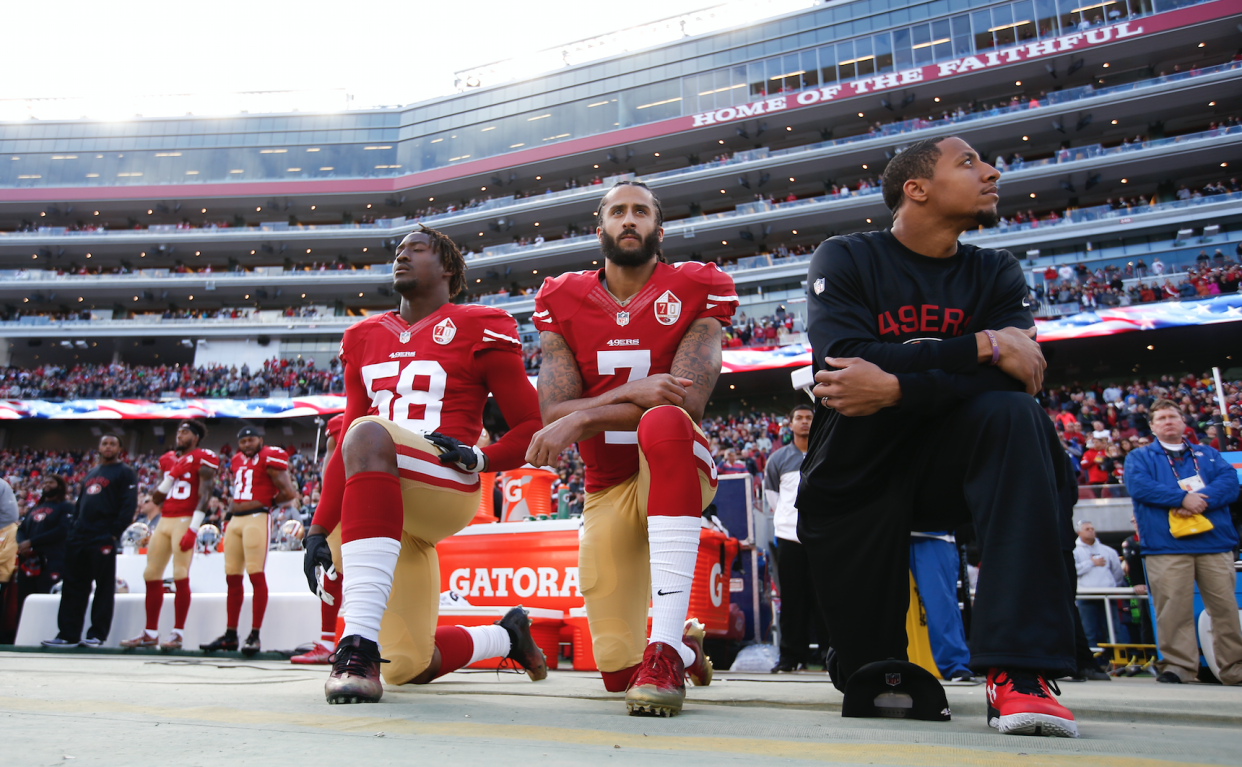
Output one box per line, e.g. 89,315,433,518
339,303,524,446
533,262,737,492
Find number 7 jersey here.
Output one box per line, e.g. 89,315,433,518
533,261,738,492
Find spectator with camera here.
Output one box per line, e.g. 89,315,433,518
1124,398,1241,684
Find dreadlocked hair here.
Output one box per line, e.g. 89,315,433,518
595,179,667,263
418,224,468,298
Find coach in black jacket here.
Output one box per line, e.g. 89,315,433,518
798,136,1079,737
16,474,75,613
46,436,138,647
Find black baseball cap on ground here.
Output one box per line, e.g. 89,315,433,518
841,659,951,721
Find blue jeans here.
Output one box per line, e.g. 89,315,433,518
1076,599,1108,645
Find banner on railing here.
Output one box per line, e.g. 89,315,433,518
1034,293,1242,341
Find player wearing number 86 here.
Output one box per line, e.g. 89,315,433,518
120,420,218,651
200,426,299,656
527,181,738,716
305,225,547,704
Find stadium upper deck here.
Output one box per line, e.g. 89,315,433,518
1,0,1238,369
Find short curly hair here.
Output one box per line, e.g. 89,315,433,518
880,137,949,213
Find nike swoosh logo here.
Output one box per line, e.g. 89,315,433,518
656,589,683,596
1021,298,1031,307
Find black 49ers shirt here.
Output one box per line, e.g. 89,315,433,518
798,229,1033,507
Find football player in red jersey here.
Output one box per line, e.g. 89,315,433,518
302,226,549,704
526,180,739,716
291,414,345,664
201,426,299,656
121,420,218,650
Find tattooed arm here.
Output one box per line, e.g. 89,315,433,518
669,317,723,423
525,328,700,466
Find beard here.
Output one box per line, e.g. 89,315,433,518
600,227,661,267
974,204,1000,228
392,274,420,295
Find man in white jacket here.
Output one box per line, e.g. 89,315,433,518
1073,521,1125,646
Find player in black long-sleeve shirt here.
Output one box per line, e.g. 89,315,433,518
44,435,138,647
797,136,1080,738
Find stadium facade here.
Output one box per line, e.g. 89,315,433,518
1,0,1239,382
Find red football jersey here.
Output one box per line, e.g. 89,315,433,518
158,447,220,517
229,445,290,506
534,261,738,492
325,414,345,446
338,303,525,490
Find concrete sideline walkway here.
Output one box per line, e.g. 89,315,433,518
4,652,1239,766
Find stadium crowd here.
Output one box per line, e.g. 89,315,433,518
1039,373,1241,495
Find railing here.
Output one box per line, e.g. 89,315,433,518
2,61,1239,244
1075,587,1148,647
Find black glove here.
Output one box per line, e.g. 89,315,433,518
302,533,337,605
425,431,487,472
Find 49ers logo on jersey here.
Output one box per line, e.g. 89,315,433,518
432,317,457,345
654,290,682,325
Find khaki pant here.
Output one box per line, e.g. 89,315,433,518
0,522,16,582
579,407,717,673
347,416,481,685
1146,552,1242,685
224,512,270,576
143,516,194,582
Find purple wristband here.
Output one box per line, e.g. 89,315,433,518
983,330,1000,365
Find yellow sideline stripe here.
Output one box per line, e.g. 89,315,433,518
0,696,1214,767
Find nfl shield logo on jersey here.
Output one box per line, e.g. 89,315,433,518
654,290,682,326
399,330,412,344
814,277,825,295
615,311,630,326
432,317,457,345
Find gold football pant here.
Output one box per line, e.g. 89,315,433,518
224,512,270,576
143,516,194,582
346,416,481,684
579,406,717,673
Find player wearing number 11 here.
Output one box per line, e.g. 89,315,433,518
527,181,739,716
305,225,548,704
200,426,298,656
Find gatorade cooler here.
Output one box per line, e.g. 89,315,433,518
564,607,596,671
469,472,497,525
689,527,739,638
499,466,558,522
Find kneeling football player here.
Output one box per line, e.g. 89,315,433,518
302,226,547,703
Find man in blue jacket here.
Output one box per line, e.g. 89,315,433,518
1124,398,1241,685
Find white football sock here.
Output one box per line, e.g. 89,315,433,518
143,628,158,639
340,537,401,645
461,624,512,665
647,515,700,668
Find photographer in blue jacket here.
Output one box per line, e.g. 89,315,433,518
1124,398,1241,685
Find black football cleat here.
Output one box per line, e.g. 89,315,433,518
200,631,239,652
241,629,261,657
496,605,548,681
325,635,388,704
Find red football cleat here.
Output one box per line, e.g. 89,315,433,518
625,642,686,717
986,668,1079,738
682,618,713,687
291,641,335,665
